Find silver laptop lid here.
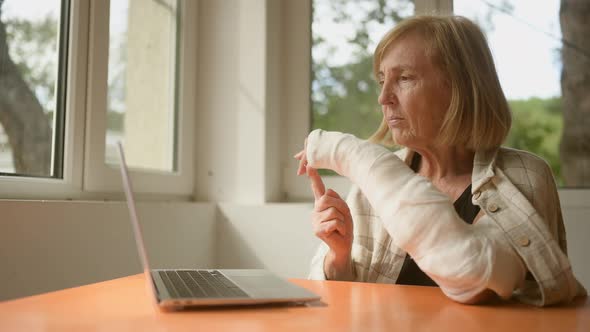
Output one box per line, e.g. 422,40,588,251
117,142,158,301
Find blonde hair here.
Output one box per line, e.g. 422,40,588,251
369,15,511,150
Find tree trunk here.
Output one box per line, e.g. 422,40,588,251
0,2,51,176
560,0,590,187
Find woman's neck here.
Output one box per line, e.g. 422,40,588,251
412,145,474,182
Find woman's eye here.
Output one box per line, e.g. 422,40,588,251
378,80,384,86
399,76,409,82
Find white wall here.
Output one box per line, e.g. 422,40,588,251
562,206,590,291
215,203,320,279
0,201,215,301
0,200,322,302
195,0,283,204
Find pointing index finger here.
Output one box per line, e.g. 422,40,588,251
307,167,326,200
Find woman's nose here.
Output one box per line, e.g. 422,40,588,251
378,84,395,106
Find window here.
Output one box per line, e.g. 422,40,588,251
311,0,414,142
0,0,196,199
106,0,179,172
305,0,589,189
281,1,415,199
280,0,589,201
0,0,68,178
309,0,414,178
85,0,194,194
454,0,589,188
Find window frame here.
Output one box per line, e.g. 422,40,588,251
0,0,86,199
84,0,195,195
0,0,196,200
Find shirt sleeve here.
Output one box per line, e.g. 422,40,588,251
308,232,369,282
306,129,526,302
308,242,329,280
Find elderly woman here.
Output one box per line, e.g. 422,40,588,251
294,15,586,306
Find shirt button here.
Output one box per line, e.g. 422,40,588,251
473,191,481,200
488,203,499,213
517,236,531,247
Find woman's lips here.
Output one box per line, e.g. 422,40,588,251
387,117,404,127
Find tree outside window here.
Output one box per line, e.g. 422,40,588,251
0,0,61,177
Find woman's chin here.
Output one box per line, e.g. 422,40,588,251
391,133,412,147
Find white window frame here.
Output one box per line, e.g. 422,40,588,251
0,0,196,200
84,0,195,195
281,0,590,208
0,0,87,200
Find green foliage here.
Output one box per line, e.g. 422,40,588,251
311,0,413,141
311,46,384,177
506,97,563,184
312,54,382,140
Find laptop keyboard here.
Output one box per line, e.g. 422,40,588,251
159,270,250,299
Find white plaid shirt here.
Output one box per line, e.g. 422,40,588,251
309,138,587,306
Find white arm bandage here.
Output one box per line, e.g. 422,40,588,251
307,130,525,302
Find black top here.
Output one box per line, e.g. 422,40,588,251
395,153,480,287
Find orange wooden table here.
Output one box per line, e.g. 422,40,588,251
0,274,588,332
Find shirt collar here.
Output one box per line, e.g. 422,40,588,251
471,148,498,194
395,147,499,194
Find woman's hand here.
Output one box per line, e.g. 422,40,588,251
294,147,354,280
293,139,309,176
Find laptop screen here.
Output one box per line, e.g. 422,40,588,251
117,142,159,301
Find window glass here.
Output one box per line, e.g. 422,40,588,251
106,0,178,172
0,0,67,177
455,0,589,187
311,0,414,141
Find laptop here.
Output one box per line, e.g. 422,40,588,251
117,143,320,310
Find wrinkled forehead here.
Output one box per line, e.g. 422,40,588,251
378,33,438,75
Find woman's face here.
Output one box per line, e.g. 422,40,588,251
377,34,451,149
